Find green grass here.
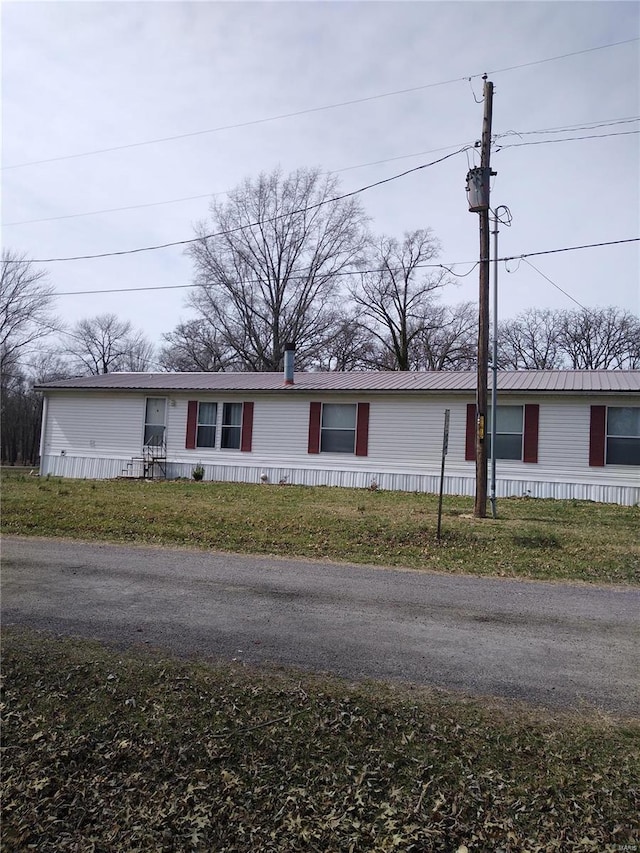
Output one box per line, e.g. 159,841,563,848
2,472,639,584
2,628,638,852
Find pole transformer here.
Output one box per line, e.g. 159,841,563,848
466,76,495,519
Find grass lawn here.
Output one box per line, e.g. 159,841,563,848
2,628,638,852
1,471,639,584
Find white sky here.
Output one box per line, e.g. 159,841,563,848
2,0,639,362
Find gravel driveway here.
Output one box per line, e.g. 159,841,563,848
2,535,639,714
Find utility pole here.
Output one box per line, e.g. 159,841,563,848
466,76,495,519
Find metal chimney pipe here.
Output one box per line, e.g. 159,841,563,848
283,343,295,386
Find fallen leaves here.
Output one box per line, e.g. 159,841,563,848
1,627,638,852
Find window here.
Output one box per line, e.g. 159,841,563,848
465,403,538,463
606,407,640,465
196,402,217,448
321,403,356,453
308,402,369,456
487,405,523,460
186,401,253,452
221,402,243,449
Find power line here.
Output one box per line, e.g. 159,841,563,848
500,237,639,263
7,148,471,264
1,82,472,171
2,192,220,227
2,141,475,228
3,37,637,171
484,37,639,76
49,237,640,298
52,261,480,296
495,116,639,138
5,113,636,228
495,129,640,150
520,259,588,311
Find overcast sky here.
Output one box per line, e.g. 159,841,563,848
2,0,639,363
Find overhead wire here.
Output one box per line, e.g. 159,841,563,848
500,237,639,263
2,141,477,227
491,205,513,227
6,147,473,264
2,192,222,227
468,77,483,104
1,80,474,171
483,37,639,75
520,258,589,311
4,115,635,228
495,116,639,138
3,36,637,171
48,237,639,298
494,129,640,150
7,113,636,228
52,261,480,297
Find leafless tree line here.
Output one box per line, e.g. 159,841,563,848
498,307,640,370
1,166,638,462
1,251,157,463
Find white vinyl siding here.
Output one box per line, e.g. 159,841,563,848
536,400,591,472
39,390,640,505
44,392,145,458
368,397,468,469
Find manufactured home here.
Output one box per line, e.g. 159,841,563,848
36,369,640,506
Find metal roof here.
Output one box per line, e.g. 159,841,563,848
35,370,640,394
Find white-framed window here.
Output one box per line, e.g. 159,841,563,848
607,407,640,465
321,403,356,453
221,402,243,450
187,400,252,453
196,402,217,448
487,405,523,460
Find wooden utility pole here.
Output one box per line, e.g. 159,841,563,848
474,77,494,518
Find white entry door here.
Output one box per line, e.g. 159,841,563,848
144,398,166,447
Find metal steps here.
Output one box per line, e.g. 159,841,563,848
121,440,167,479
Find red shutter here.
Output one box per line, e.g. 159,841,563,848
465,403,476,461
186,400,198,449
589,405,606,467
308,402,321,454
240,402,254,452
355,402,370,456
523,404,539,463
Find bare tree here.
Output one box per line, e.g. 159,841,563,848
1,368,38,465
64,314,154,375
312,316,382,371
495,306,639,370
557,307,640,369
0,349,72,466
0,250,56,378
350,230,448,370
497,308,565,369
187,167,368,371
415,301,477,370
159,319,236,372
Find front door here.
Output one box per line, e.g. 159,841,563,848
144,398,166,448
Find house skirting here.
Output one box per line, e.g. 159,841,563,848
39,454,640,506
